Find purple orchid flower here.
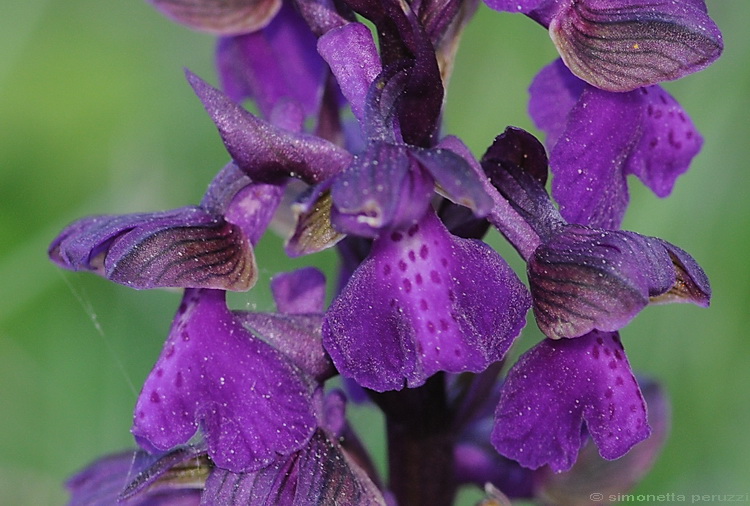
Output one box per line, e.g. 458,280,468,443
49,163,281,291
484,0,722,92
530,59,706,228
313,19,531,391
483,126,710,340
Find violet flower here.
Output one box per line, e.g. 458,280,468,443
482,127,710,340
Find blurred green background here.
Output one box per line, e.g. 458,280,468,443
1,1,748,504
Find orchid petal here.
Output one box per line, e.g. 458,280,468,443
492,331,650,472
132,289,317,473
187,71,352,184
323,210,530,391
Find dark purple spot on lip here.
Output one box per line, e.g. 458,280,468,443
165,345,176,359
181,330,190,342
614,349,622,360
391,231,403,242
609,360,617,370
596,337,604,345
150,391,160,403
430,270,441,284
156,368,164,377
403,278,412,293
175,371,183,388
398,260,408,272
408,250,416,262
427,321,436,333
407,224,419,236
647,104,654,116
439,319,449,331
415,273,423,285
383,264,391,275
420,299,428,311
592,346,600,359
650,138,659,149
605,388,613,399
420,245,429,259
615,376,624,386
441,258,448,267
603,347,611,356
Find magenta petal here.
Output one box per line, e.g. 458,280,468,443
216,2,327,119
492,331,650,472
549,86,641,229
528,59,586,148
132,289,317,473
318,22,382,127
187,71,352,184
323,210,531,391
270,267,327,314
483,0,547,14
626,86,703,198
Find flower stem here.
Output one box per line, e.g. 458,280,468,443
371,374,457,506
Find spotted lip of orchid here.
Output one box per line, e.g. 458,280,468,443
529,60,705,230
482,127,710,340
484,0,723,92
491,331,654,473
132,267,332,474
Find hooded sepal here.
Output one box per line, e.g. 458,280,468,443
549,0,723,92
66,446,207,506
528,225,709,339
201,429,386,505
147,0,281,35
49,207,257,291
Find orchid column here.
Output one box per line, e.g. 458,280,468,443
51,0,722,505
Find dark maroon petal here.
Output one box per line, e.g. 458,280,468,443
330,142,434,237
492,331,650,472
132,289,317,473
318,22,382,127
66,447,206,506
528,226,674,339
202,430,385,505
481,127,564,240
536,378,669,504
49,208,257,291
323,209,530,391
270,267,327,314
187,71,352,184
549,0,723,92
216,2,327,119
625,86,703,198
148,0,281,35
